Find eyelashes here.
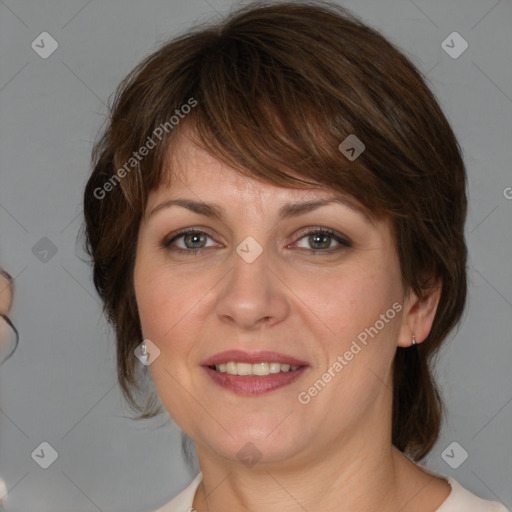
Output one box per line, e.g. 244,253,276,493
292,228,352,252
162,229,220,255
161,226,352,256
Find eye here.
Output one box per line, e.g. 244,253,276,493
292,227,351,253
162,229,220,255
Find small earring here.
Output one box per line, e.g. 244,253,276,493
412,335,417,346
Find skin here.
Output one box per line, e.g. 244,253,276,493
134,131,451,512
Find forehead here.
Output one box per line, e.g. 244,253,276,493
149,131,365,212
167,134,309,197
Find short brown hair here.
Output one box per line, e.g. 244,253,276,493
83,1,467,461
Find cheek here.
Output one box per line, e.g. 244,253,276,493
133,261,202,422
135,259,203,340
133,256,223,390
301,263,399,339
302,262,402,395
298,274,401,424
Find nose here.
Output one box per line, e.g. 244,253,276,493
215,242,290,330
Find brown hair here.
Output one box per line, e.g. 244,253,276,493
83,1,467,461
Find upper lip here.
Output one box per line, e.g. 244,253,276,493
200,350,309,367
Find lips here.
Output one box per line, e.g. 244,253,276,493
200,350,309,367
200,350,310,395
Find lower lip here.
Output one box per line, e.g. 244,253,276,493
202,366,308,395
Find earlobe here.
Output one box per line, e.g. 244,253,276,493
397,281,442,348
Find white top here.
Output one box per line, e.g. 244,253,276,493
155,471,510,512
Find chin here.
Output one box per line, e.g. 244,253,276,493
197,423,308,467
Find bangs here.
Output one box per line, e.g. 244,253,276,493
113,18,406,219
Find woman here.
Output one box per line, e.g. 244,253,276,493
83,2,509,511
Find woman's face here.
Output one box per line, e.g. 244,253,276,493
134,135,420,466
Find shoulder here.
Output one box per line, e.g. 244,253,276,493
436,477,510,512
153,473,202,512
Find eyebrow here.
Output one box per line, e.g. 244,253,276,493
147,196,373,223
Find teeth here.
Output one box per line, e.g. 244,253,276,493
237,362,252,376
253,362,269,376
214,361,302,376
269,362,281,373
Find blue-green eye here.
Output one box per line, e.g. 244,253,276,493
293,228,351,252
163,229,218,254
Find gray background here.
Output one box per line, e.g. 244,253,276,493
0,0,511,510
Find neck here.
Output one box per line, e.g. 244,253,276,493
192,430,409,512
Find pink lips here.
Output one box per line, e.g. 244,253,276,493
200,350,310,395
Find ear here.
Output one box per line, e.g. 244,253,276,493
397,279,442,348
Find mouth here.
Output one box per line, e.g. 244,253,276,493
201,350,309,395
